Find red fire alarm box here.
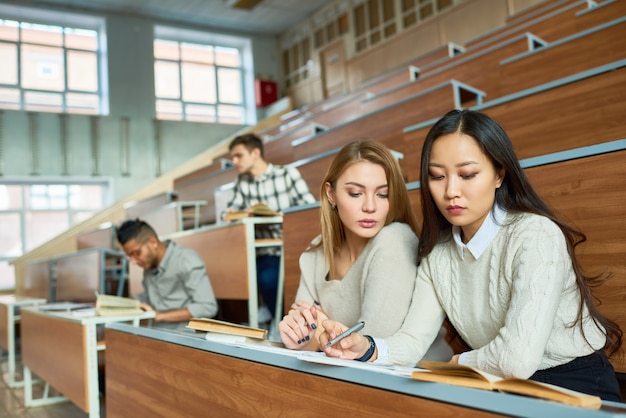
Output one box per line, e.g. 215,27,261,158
255,79,278,107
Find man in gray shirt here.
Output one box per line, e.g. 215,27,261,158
116,219,218,330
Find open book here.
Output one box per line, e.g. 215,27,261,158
95,294,144,316
187,318,268,340
223,202,280,221
412,361,601,409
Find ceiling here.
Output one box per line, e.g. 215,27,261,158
6,0,336,36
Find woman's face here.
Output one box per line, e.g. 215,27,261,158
326,161,390,243
427,132,503,242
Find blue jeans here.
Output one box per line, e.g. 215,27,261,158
256,255,280,319
529,351,621,402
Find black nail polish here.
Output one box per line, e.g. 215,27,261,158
305,335,310,341
311,323,317,330
297,339,302,344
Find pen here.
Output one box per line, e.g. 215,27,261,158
325,321,365,348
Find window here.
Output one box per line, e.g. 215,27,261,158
154,26,254,125
0,6,106,114
0,180,110,290
401,0,455,30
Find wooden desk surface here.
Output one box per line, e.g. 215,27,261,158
20,307,155,413
105,323,626,418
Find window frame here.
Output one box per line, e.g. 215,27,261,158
153,25,255,126
0,3,108,115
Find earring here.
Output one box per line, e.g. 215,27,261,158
330,203,336,210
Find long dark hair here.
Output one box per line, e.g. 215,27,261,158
419,109,622,356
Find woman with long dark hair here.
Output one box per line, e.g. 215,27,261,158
320,110,622,401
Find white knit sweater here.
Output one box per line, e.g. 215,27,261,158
386,212,607,377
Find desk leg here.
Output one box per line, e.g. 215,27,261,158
272,246,285,340
246,223,259,328
86,324,101,418
6,308,21,388
23,366,68,408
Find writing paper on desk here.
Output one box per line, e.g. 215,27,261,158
297,352,418,377
203,332,300,356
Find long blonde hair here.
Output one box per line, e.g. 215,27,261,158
313,139,419,278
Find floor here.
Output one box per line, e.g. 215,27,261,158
0,352,105,418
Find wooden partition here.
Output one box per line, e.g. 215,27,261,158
173,163,238,226
290,80,479,179
282,206,320,311
123,192,177,220
358,43,461,96
368,32,536,108
76,223,116,251
169,225,249,300
23,259,52,300
403,63,626,181
499,17,626,95
53,249,126,302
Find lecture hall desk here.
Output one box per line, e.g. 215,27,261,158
19,306,155,418
104,323,626,418
0,295,46,388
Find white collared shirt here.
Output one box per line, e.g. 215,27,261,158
452,204,507,260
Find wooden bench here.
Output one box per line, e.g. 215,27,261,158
402,61,626,181
290,80,483,176
23,258,52,300
76,222,117,251
173,160,238,226
499,16,626,95
123,191,177,220
53,248,127,302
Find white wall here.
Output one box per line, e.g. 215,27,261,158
0,7,281,203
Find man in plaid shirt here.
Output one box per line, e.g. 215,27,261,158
225,133,316,323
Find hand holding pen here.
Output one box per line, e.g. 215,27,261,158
320,319,372,360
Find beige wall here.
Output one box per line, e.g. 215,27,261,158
287,0,544,107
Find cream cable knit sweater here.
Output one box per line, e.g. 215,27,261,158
386,212,606,376
296,222,452,361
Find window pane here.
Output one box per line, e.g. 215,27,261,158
67,50,97,91
0,88,20,108
0,261,16,290
25,211,68,251
24,90,63,112
181,42,213,64
154,39,180,60
0,20,19,41
21,44,65,91
0,42,18,84
215,46,239,67
64,28,97,51
185,103,216,123
217,68,242,104
217,104,244,124
66,92,98,114
21,22,63,46
0,185,23,209
155,60,180,99
69,184,102,209
0,213,22,256
156,99,183,120
182,63,215,103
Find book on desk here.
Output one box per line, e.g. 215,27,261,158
412,361,602,409
223,203,281,221
95,294,144,316
187,317,268,340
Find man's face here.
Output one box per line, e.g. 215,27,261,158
122,236,159,270
230,144,258,175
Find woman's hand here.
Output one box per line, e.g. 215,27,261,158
319,319,373,360
279,301,326,350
